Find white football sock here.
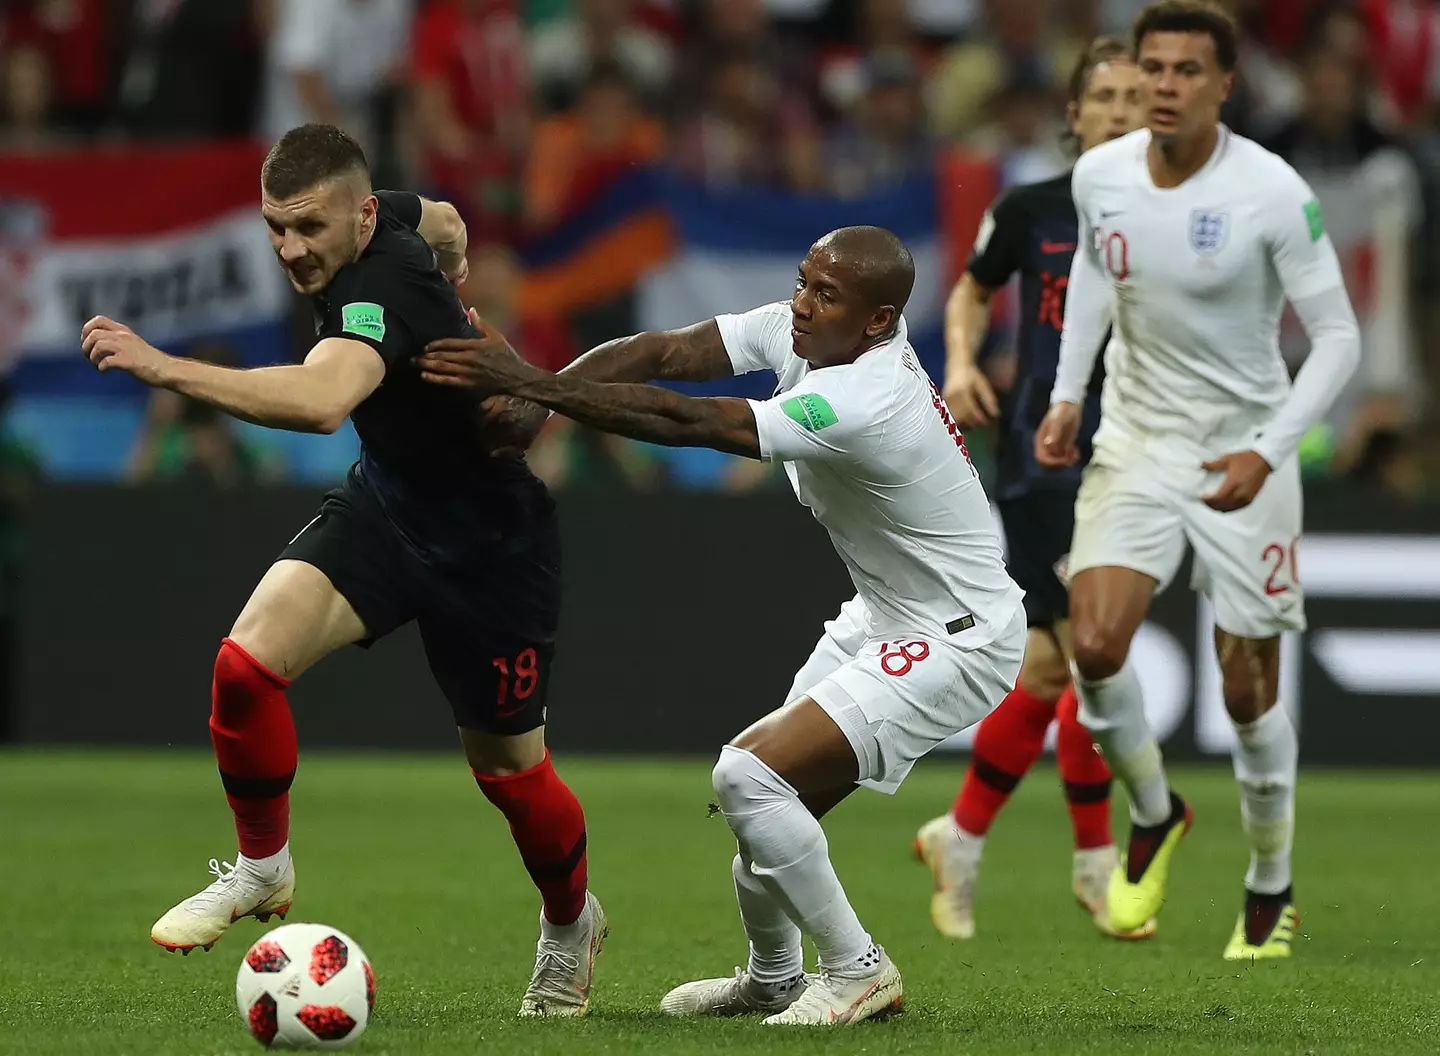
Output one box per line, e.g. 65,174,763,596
712,745,872,973
1074,659,1172,826
1231,704,1297,895
731,850,803,985
540,896,593,944
240,843,291,882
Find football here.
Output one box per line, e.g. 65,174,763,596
236,923,375,1049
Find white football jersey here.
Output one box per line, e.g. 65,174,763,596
716,302,1023,646
1057,126,1350,465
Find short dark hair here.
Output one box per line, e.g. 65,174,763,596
261,124,370,200
1132,0,1240,71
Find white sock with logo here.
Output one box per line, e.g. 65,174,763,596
712,746,873,974
1231,704,1297,895
731,850,803,985
1074,659,1172,826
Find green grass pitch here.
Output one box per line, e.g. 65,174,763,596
2,750,1436,1055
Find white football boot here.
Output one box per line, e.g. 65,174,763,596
151,856,294,954
661,968,806,1017
763,947,903,1026
518,892,608,1017
913,815,978,939
1073,846,1157,940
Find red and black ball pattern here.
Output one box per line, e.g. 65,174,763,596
297,1004,358,1041
245,940,291,974
248,994,279,1046
363,961,376,1013
308,935,348,986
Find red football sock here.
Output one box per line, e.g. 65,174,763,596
1056,686,1114,850
474,751,588,926
952,683,1055,836
209,638,296,859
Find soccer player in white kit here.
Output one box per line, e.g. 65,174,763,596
417,226,1026,1024
1035,0,1360,960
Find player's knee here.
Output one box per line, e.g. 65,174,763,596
1018,656,1069,703
711,745,782,815
211,639,279,720
1070,626,1129,682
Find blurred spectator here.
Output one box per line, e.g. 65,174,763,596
818,0,938,117
1358,0,1440,128
688,0,815,112
410,0,530,244
1265,43,1425,475
113,0,263,139
524,62,665,229
259,0,412,160
0,0,110,132
527,0,674,113
826,55,935,197
673,47,821,191
0,44,59,150
126,344,282,485
972,72,1069,185
460,243,576,372
928,0,1082,143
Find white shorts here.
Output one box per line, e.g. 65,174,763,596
1069,439,1306,638
785,596,1026,794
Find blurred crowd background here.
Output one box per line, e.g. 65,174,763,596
0,0,1437,503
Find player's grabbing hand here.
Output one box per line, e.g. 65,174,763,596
1034,401,1082,468
1200,450,1272,512
81,316,170,386
941,364,999,429
417,321,533,396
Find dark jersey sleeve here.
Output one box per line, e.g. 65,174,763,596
316,260,416,370
965,190,1027,290
376,189,423,230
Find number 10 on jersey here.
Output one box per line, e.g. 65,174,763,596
1097,227,1129,282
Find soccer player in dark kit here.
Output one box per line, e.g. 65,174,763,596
80,124,604,1017
911,38,1154,942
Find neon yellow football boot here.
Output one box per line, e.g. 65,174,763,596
1223,888,1299,961
1107,792,1192,934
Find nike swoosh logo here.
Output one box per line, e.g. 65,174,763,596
1100,210,1124,219
1041,240,1076,253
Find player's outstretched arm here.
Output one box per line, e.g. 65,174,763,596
81,315,384,434
421,330,760,456
561,319,736,384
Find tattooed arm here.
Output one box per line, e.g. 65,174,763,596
563,319,735,384
422,330,759,457
444,318,737,452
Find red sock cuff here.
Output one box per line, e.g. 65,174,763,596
220,638,292,688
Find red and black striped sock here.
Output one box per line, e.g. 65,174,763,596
952,684,1054,836
474,751,588,926
1056,686,1114,850
209,638,296,860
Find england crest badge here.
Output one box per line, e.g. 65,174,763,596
1189,209,1228,256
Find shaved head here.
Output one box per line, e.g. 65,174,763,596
814,226,915,316
789,226,917,366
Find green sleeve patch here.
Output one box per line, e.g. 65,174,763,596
341,301,386,342
780,393,839,432
1303,199,1325,243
